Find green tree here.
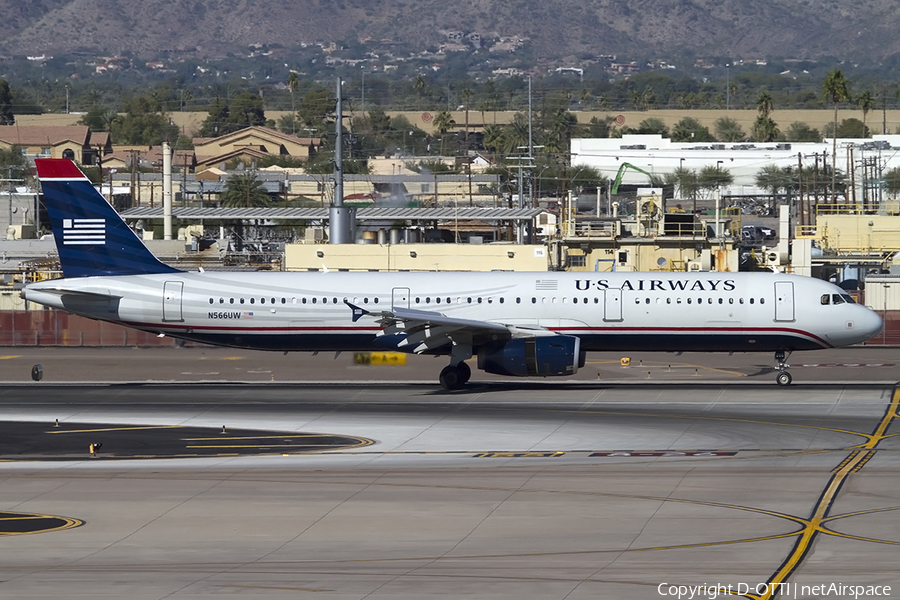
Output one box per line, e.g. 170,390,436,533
857,90,874,138
755,164,792,195
752,116,779,142
296,88,335,134
635,117,669,137
784,122,821,142
664,166,701,201
713,117,745,142
698,164,733,195
885,167,900,198
585,115,615,138
0,78,14,125
228,92,267,129
111,95,179,145
822,69,851,193
671,117,714,142
221,171,271,208
826,117,868,138
198,94,231,137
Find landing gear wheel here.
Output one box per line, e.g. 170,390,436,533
776,371,792,386
439,365,465,390
457,362,471,385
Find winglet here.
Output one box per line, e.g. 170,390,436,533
344,301,369,323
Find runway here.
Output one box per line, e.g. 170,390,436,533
1,350,899,598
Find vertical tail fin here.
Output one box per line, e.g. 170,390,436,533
35,158,179,278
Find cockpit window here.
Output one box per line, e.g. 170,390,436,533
832,294,845,305
821,294,830,305
841,294,855,304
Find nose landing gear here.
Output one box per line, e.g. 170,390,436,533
775,349,792,386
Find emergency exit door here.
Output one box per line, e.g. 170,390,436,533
604,288,623,322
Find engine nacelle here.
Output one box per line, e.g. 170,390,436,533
478,335,583,377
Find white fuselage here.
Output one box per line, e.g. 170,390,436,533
22,270,883,354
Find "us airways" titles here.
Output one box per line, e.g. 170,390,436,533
575,279,737,292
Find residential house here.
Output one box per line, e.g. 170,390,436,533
0,126,112,164
193,126,321,172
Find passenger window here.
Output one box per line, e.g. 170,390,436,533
729,298,734,304
272,298,277,304
676,298,682,304
261,298,266,304
760,298,765,304
635,298,641,304
821,294,830,305
750,298,755,304
718,298,724,304
478,297,483,304
666,297,672,304
333,298,338,304
645,298,650,304
301,298,306,304
687,298,692,304
219,298,224,304
832,294,845,305
241,298,246,304
467,297,472,304
415,297,420,304
594,298,599,304
230,298,235,304
573,298,578,304
311,298,316,304
425,297,431,304
516,297,521,304
250,298,255,304
532,297,537,304
499,297,505,304
739,298,744,304
374,298,379,304
208,298,213,304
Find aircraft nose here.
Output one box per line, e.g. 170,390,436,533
859,308,884,341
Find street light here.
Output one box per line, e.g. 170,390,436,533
715,160,725,238
725,64,731,110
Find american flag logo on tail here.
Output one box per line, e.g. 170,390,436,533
62,219,106,245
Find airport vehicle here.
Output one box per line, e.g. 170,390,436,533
23,159,883,389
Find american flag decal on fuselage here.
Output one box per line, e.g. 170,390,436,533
63,218,105,245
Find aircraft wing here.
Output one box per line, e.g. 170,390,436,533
346,302,517,353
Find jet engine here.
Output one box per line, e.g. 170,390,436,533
478,335,584,377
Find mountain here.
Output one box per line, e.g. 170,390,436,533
0,0,898,62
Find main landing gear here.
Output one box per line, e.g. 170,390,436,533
439,362,471,390
775,349,792,386
439,343,473,391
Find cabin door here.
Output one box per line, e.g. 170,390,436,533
163,281,184,322
392,287,410,310
774,281,795,322
603,288,623,322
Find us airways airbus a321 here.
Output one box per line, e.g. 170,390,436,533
22,159,883,389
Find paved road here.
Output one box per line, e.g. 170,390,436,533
1,345,897,385
1,375,898,599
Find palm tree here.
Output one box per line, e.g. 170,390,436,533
460,87,473,146
413,76,427,110
221,171,271,208
857,90,874,138
287,72,299,134
714,117,745,142
823,69,851,196
481,123,505,158
755,91,774,118
432,110,456,156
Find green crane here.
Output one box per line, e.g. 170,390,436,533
610,162,654,195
